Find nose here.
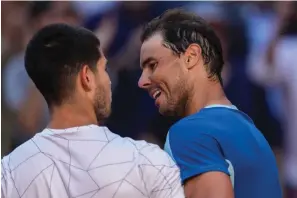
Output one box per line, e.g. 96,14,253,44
138,71,151,89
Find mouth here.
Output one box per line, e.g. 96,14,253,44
149,88,162,104
152,89,161,100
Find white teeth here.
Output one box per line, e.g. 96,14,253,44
153,90,161,99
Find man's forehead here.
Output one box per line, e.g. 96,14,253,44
140,33,167,59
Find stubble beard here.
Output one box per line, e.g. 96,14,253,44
159,79,188,118
93,86,111,124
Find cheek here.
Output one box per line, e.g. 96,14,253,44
151,71,168,89
156,67,185,92
101,72,112,94
105,72,111,88
97,70,110,84
153,75,178,100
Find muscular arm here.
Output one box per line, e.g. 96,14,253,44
184,172,233,198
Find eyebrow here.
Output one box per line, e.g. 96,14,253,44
141,57,156,69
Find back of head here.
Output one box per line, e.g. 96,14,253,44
141,8,224,84
25,23,101,108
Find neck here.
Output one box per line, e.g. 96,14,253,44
184,81,232,117
48,102,98,130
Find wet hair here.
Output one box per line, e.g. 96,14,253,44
141,8,224,84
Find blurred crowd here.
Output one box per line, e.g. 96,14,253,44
1,1,297,195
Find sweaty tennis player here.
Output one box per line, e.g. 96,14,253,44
138,9,282,198
1,24,184,198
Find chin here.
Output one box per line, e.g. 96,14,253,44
95,107,111,123
159,102,185,118
103,106,112,119
159,106,176,117
106,108,112,118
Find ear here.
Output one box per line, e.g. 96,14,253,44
79,65,94,92
184,43,202,70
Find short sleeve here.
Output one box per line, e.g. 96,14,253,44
165,118,230,183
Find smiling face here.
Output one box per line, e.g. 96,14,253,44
138,33,190,117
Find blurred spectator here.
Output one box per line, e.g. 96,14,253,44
73,1,119,19
247,2,297,197
1,2,29,64
2,1,81,152
241,1,284,148
2,2,31,155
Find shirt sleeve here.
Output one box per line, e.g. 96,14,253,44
165,118,230,183
139,144,185,198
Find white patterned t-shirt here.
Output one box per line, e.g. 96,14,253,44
1,125,184,198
